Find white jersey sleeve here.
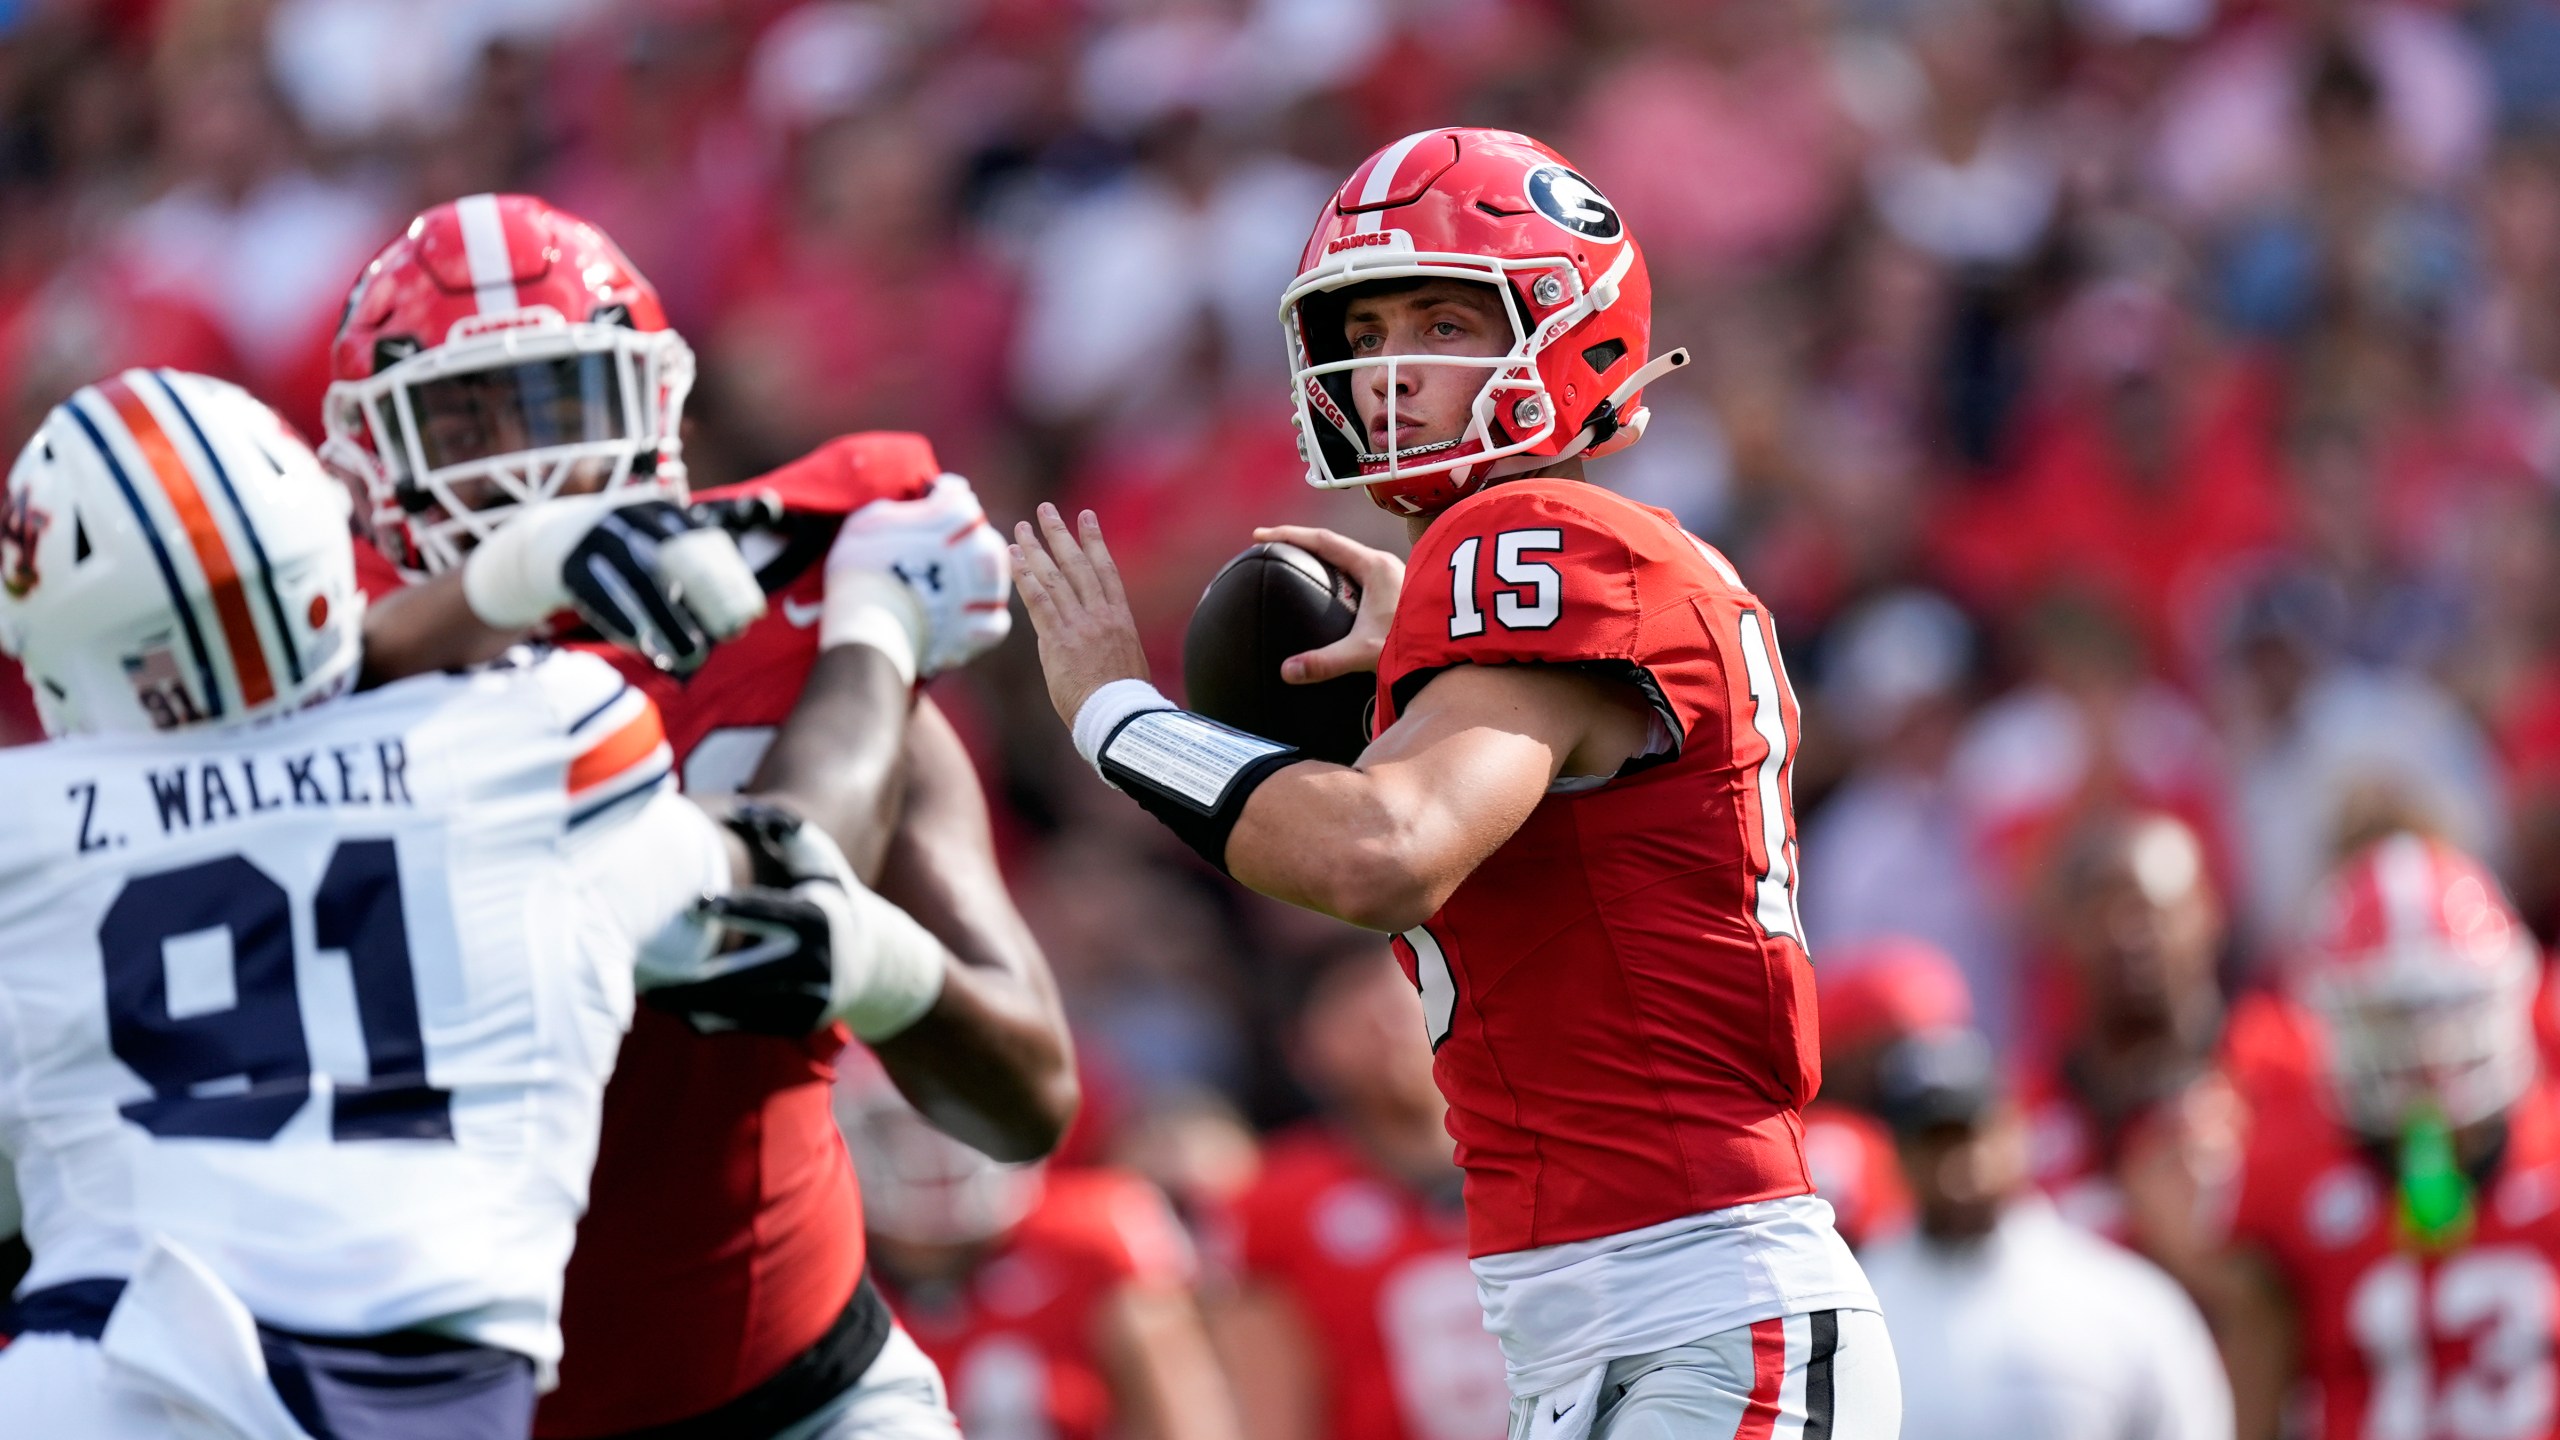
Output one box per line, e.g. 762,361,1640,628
0,648,709,1378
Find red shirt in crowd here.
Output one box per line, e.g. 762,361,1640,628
1229,1126,1509,1440
886,1168,1195,1440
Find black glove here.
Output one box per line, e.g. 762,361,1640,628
642,802,845,1037
563,494,776,675
643,887,838,1037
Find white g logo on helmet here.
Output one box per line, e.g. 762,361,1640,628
1525,166,1624,242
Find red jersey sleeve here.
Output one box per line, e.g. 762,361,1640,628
1033,1170,1198,1289
1376,478,1753,754
702,432,941,516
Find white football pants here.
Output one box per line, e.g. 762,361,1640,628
0,1331,307,1440
0,1311,957,1440
772,1323,961,1440
1507,1308,1901,1440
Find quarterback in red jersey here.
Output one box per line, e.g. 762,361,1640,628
1015,129,1894,1439
326,195,1077,1439
1215,945,1509,1440
2218,834,2560,1440
839,1068,1241,1440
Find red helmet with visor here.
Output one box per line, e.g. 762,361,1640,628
324,194,695,574
1282,128,1686,516
2292,833,2541,1136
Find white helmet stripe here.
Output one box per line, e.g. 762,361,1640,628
1354,130,1437,235
455,193,521,317
144,371,303,686
59,397,227,717
2374,832,2437,955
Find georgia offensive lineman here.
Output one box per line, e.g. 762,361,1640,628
320,195,1076,1438
1014,129,1897,1440
0,372,954,1438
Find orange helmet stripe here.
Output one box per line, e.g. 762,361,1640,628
97,376,277,709
568,702,667,795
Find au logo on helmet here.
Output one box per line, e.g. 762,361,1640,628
1526,166,1622,241
0,490,47,598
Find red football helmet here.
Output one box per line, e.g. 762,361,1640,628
2292,834,2540,1136
1282,128,1685,516
323,194,695,574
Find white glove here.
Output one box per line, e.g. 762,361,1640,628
822,473,1013,682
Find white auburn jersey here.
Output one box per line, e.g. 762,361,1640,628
0,647,723,1373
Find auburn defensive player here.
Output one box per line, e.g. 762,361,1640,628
2217,834,2560,1440
323,195,1077,1439
1213,943,1509,1440
840,1066,1243,1440
0,372,938,1436
1015,129,1894,1438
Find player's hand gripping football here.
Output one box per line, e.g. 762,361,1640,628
1011,502,1151,728
1249,525,1404,682
825,472,1013,678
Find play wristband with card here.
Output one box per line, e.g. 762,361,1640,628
1094,705,1301,874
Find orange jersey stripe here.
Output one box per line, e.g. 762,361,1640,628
569,703,668,794
99,377,275,709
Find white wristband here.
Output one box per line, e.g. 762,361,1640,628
1072,678,1176,775
822,569,923,688
832,881,947,1041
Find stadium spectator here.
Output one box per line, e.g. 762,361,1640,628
842,1065,1245,1440
1865,1028,2236,1440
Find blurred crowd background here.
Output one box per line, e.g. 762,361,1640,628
7,0,2560,1409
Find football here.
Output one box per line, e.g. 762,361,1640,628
1183,542,1373,766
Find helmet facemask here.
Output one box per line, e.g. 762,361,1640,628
324,308,694,575
2305,947,2537,1137
1283,246,1635,513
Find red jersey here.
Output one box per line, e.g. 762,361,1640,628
535,434,940,1436
2027,993,2326,1246
1231,1127,1509,1440
1374,479,1818,1257
2017,1061,2134,1241
2231,1074,2560,1440
885,1169,1194,1440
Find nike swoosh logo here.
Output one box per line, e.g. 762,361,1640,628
1551,1402,1574,1422
783,598,823,628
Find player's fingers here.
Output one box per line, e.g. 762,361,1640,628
1078,510,1131,613
1253,525,1394,586
1009,545,1063,630
1034,503,1105,609
1281,635,1373,685
1011,522,1080,619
